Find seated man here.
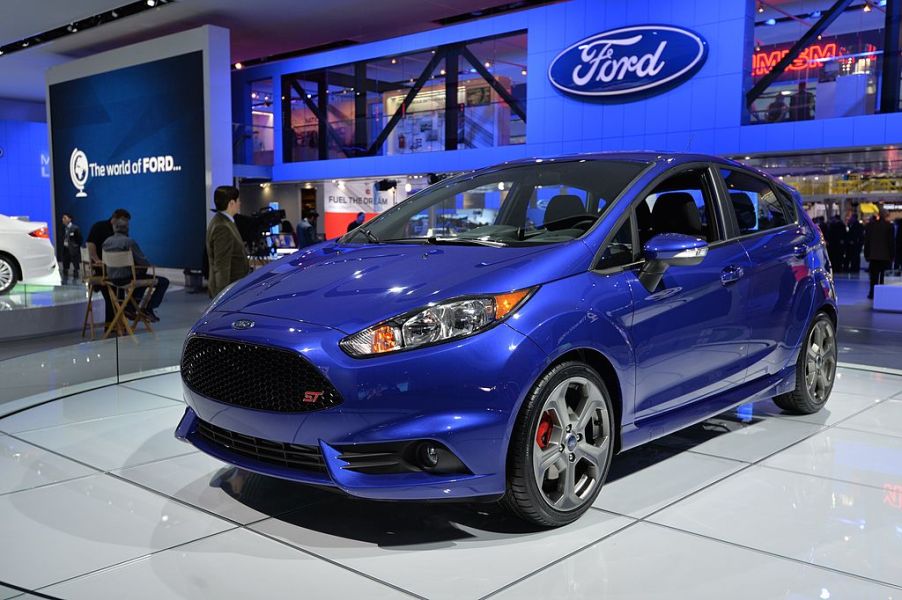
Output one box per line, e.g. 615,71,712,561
101,218,169,322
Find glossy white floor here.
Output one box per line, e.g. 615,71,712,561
1,368,901,599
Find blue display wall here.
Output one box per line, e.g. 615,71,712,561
49,51,207,269
0,120,52,233
234,0,902,182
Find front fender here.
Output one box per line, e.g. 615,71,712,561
505,271,636,438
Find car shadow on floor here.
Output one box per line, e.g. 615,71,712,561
212,406,768,546
213,465,544,545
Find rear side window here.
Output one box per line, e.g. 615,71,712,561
721,169,791,235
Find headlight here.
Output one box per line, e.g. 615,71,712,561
340,288,535,357
202,281,238,317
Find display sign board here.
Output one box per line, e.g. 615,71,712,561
548,25,708,99
751,30,882,82
48,36,224,268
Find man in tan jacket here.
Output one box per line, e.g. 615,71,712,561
206,185,250,297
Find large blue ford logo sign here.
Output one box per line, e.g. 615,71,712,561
548,25,708,99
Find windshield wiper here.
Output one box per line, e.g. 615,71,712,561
429,237,507,247
355,227,379,243
379,236,507,247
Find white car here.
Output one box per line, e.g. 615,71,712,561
0,215,62,294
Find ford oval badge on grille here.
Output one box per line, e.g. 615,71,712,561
231,319,255,330
548,25,708,99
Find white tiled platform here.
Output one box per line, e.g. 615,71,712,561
0,368,900,599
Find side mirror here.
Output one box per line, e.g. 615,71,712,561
638,233,708,292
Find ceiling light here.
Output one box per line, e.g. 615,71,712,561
111,10,118,17
147,0,157,6
234,62,243,70
67,24,77,32
521,69,527,75
484,61,492,68
764,18,776,25
863,2,872,11
391,58,397,64
440,69,446,75
757,2,764,13
810,10,822,17
404,183,412,192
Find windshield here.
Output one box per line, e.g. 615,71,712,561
341,159,648,246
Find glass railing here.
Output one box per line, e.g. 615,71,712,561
285,101,525,162
0,321,190,418
0,269,205,417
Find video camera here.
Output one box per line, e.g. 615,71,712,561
235,206,287,258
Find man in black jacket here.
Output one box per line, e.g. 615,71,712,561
894,218,902,275
845,214,864,274
58,212,83,284
826,215,847,273
864,209,894,299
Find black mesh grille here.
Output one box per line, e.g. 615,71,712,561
196,419,326,473
181,336,342,412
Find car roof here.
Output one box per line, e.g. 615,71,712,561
499,151,745,169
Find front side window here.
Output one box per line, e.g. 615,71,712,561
721,169,791,235
635,169,720,245
342,160,648,246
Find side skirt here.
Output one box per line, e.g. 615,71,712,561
619,365,796,452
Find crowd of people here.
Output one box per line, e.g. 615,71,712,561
814,209,902,299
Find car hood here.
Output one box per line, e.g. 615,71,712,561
214,240,593,334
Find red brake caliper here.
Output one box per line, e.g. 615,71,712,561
536,411,553,450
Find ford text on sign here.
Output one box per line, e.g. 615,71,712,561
548,25,708,99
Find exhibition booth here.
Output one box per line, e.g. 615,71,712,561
2,0,902,597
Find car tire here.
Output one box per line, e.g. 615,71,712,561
501,361,615,527
773,312,837,415
0,254,17,295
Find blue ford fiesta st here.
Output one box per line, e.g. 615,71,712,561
176,152,837,526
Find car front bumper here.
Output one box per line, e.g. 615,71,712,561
174,311,548,500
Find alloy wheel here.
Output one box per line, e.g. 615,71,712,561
532,376,611,511
0,258,14,294
804,318,836,403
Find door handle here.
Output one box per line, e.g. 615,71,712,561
792,245,808,259
721,265,744,285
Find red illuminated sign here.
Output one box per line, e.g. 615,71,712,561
752,43,838,77
751,30,882,82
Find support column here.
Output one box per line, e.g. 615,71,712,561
444,46,460,151
881,0,902,114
